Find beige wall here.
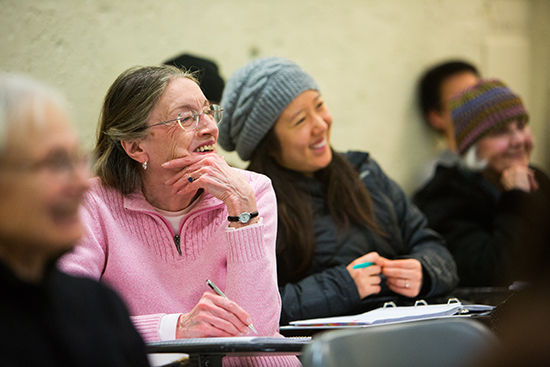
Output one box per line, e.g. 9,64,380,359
1,0,549,195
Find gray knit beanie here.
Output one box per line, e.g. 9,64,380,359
218,57,319,161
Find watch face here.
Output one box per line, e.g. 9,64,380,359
239,212,251,223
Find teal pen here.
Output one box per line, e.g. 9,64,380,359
352,261,375,269
206,279,258,334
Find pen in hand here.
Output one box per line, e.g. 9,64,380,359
352,261,374,269
206,279,258,334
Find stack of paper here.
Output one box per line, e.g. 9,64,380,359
289,302,463,327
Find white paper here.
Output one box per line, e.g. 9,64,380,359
290,303,463,326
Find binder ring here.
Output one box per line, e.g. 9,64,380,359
414,300,428,307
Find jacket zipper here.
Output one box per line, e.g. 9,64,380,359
127,202,224,256
174,234,182,255
130,210,184,256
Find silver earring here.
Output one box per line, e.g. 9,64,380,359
142,161,148,170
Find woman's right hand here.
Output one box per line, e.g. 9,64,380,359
501,165,538,192
162,154,259,227
346,252,384,299
176,292,252,338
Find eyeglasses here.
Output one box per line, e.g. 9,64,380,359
147,104,224,131
0,150,90,178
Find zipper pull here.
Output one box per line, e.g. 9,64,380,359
174,234,182,255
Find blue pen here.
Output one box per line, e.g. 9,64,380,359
206,279,258,334
352,261,374,269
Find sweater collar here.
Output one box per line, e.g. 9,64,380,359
123,188,224,214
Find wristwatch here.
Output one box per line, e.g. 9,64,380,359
227,211,259,224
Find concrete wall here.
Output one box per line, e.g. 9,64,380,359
1,0,548,195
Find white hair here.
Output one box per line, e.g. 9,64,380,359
460,143,488,171
0,73,67,157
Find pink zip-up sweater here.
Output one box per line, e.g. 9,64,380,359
60,170,301,367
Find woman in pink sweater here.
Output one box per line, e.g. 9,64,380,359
60,65,300,366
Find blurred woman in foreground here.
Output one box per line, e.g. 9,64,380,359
0,73,149,367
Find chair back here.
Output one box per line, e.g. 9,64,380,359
302,318,499,367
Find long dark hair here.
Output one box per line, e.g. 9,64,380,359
248,128,383,282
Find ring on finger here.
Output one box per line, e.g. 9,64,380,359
188,175,194,183
405,280,410,288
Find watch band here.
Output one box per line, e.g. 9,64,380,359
227,211,259,224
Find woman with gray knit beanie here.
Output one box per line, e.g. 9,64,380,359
219,57,459,325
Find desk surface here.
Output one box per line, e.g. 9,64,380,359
449,287,514,305
280,290,508,337
280,314,493,337
146,336,310,356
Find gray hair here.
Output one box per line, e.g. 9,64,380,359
94,65,199,195
0,73,67,159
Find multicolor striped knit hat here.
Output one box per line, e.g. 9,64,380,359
450,79,529,155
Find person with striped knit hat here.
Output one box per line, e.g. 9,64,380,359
413,79,550,287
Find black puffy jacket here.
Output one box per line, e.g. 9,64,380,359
278,151,459,325
413,163,550,287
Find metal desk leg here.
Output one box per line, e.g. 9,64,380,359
189,354,224,367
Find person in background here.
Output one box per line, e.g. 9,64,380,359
414,60,480,191
164,53,225,105
0,73,150,367
218,57,459,325
59,65,300,367
413,79,550,287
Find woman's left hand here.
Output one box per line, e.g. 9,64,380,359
381,258,423,298
162,154,258,226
